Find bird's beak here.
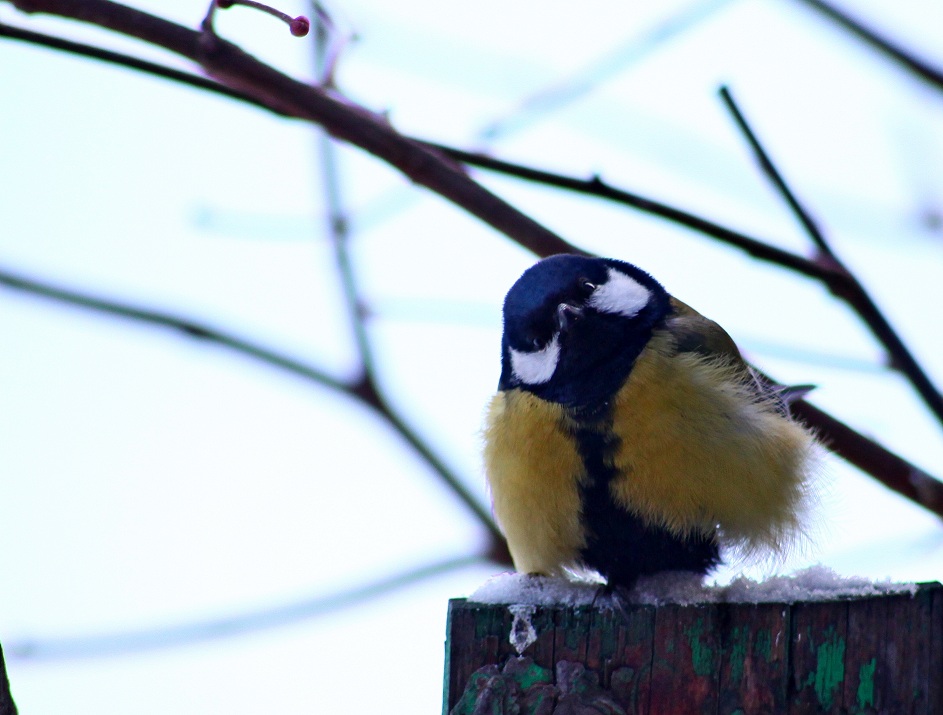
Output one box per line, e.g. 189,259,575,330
556,302,583,332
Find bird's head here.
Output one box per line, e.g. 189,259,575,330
499,254,671,407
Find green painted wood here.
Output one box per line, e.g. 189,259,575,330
443,582,943,715
789,599,848,712
842,592,884,714
648,604,720,714
716,603,790,713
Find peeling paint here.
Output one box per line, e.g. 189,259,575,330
813,626,846,710
754,629,772,662
684,617,714,677
856,657,876,712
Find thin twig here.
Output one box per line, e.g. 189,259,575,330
719,87,831,256
200,0,218,33
719,85,943,428
305,14,506,546
216,0,310,37
311,9,374,378
6,553,483,659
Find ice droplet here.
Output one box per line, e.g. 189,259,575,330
508,604,537,654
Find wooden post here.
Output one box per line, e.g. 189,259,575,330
0,644,16,715
443,582,943,714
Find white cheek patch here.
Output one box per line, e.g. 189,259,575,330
588,267,651,318
509,334,561,385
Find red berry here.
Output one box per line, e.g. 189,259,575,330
290,16,310,37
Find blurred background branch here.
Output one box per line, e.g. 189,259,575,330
6,553,480,659
0,265,505,552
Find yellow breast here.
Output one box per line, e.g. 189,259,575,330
608,331,817,555
483,389,586,575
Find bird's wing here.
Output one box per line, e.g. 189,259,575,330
665,298,809,413
664,297,744,363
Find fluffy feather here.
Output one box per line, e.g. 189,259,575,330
484,254,823,587
484,389,586,575
607,331,819,557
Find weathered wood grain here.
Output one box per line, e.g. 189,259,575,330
443,583,943,715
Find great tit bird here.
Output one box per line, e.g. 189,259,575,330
483,254,819,589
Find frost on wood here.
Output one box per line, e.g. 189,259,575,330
469,566,918,607
471,572,602,608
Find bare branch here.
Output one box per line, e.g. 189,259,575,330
719,87,831,256
422,141,844,284
310,12,374,379
793,401,943,517
0,267,345,390
0,20,286,111
0,21,865,286
0,20,844,285
719,85,943,428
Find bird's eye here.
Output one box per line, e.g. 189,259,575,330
580,279,596,293
530,337,542,349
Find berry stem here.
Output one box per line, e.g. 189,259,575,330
215,0,310,36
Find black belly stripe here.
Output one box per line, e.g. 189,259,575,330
570,412,720,588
